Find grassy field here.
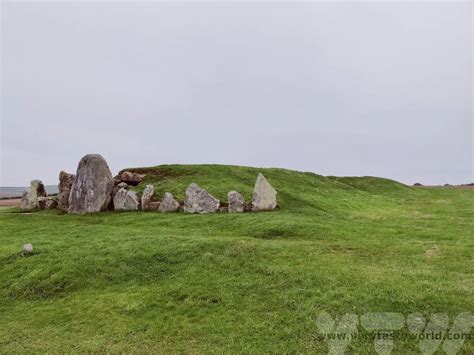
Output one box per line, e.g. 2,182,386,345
0,164,473,353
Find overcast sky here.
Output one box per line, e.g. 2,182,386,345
1,1,472,186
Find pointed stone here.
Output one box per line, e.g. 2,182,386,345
251,173,277,211
141,184,154,211
158,192,180,213
20,180,47,210
228,191,245,213
184,183,220,214
113,188,140,211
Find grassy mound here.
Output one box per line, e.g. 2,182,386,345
0,165,473,353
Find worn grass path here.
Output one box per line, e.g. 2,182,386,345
0,165,473,353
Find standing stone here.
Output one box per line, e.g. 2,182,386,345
251,173,277,211
158,192,180,213
68,154,114,214
113,188,140,211
184,183,220,214
58,171,75,211
141,184,154,211
20,180,47,210
228,191,245,213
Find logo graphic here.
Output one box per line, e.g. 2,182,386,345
315,311,358,354
315,311,473,354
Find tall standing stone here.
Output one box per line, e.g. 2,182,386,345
20,180,47,210
251,173,277,211
184,183,220,214
58,171,75,211
141,184,154,211
228,191,245,213
68,154,114,214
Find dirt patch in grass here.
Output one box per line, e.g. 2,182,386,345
424,245,441,258
0,198,21,207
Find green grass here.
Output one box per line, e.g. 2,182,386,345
0,164,473,353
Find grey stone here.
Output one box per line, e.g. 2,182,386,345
184,183,220,214
20,180,47,210
118,171,145,186
113,188,140,211
112,182,128,205
251,173,277,211
45,198,58,210
68,154,114,214
117,182,128,188
141,184,154,211
58,171,75,211
158,192,180,213
22,243,33,253
228,191,245,213
219,206,228,213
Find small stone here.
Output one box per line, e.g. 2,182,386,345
184,183,220,214
22,243,33,253
159,192,180,213
251,173,277,211
228,191,245,213
219,206,228,213
113,188,140,211
141,184,154,211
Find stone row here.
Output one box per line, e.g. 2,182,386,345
20,154,278,214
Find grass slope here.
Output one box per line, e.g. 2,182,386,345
0,165,473,353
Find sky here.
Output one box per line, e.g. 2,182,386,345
1,1,472,186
